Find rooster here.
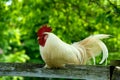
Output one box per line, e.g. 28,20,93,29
37,25,110,68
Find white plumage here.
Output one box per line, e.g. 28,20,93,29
39,33,109,68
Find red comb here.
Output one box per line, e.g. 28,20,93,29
37,25,52,36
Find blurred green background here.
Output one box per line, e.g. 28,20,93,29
0,0,120,80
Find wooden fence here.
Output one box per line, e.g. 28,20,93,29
0,60,119,80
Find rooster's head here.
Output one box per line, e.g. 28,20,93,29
37,25,52,46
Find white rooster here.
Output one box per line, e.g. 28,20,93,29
37,25,109,68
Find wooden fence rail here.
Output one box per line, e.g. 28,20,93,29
0,60,119,80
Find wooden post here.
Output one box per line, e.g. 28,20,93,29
0,63,110,80
110,60,120,80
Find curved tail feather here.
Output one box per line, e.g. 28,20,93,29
73,34,110,64
97,40,108,64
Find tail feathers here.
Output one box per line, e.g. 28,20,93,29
91,34,110,39
77,34,110,64
97,40,108,64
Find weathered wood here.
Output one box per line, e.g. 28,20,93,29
112,66,120,80
0,63,110,80
110,60,120,80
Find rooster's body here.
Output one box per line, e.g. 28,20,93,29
37,25,109,68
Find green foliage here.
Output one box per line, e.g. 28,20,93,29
0,76,24,80
0,50,29,62
0,0,120,80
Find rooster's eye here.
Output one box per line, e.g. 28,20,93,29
37,37,40,40
44,34,48,40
